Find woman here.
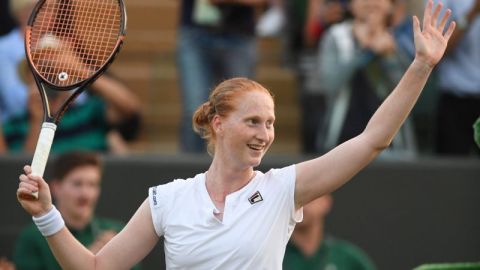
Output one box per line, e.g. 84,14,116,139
17,1,455,269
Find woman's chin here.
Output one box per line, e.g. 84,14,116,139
248,153,264,167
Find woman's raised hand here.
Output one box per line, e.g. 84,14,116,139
413,0,456,67
17,165,53,217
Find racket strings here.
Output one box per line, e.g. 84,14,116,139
29,0,122,87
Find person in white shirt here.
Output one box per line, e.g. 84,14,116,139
16,1,455,269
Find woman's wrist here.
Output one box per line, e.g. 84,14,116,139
412,57,435,72
32,205,65,237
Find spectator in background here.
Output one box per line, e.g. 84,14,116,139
0,0,16,37
318,0,417,156
256,0,286,37
283,0,349,154
1,70,141,154
0,0,35,122
434,0,480,156
177,0,267,153
304,0,350,48
283,195,376,270
13,152,140,270
0,0,141,154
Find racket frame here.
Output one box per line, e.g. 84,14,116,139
23,0,127,198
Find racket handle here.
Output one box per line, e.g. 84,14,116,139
31,122,57,199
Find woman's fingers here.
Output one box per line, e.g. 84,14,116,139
413,16,421,36
17,184,38,200
437,8,451,31
19,181,38,193
423,0,433,30
19,173,42,185
18,172,45,201
444,21,456,40
19,174,39,187
23,165,32,175
431,2,443,27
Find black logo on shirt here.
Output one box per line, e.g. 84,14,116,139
248,191,263,205
152,187,158,206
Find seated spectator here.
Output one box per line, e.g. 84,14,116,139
2,68,141,154
283,195,376,270
318,0,416,157
13,151,140,270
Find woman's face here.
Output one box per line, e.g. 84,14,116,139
351,0,392,22
215,90,275,169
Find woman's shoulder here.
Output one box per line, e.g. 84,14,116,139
263,165,295,178
149,173,205,201
260,165,296,188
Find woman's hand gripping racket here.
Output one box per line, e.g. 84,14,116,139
21,0,126,199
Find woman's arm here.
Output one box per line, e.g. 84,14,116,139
47,200,158,270
17,165,158,270
294,1,456,207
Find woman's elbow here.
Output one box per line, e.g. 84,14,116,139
359,132,393,153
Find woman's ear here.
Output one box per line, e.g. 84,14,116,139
211,115,224,135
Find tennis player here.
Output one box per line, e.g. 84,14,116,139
17,1,455,269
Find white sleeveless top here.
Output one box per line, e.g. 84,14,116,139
148,165,302,270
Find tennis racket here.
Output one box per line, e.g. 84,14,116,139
24,0,126,199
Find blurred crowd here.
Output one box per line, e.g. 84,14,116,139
280,0,479,157
1,0,479,157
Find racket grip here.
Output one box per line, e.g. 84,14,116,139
31,122,57,199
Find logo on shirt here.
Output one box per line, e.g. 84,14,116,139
152,186,158,207
248,191,263,205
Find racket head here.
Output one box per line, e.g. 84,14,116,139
24,0,127,91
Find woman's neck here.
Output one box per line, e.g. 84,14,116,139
205,157,256,211
206,161,254,198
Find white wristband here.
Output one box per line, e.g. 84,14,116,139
32,205,65,237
